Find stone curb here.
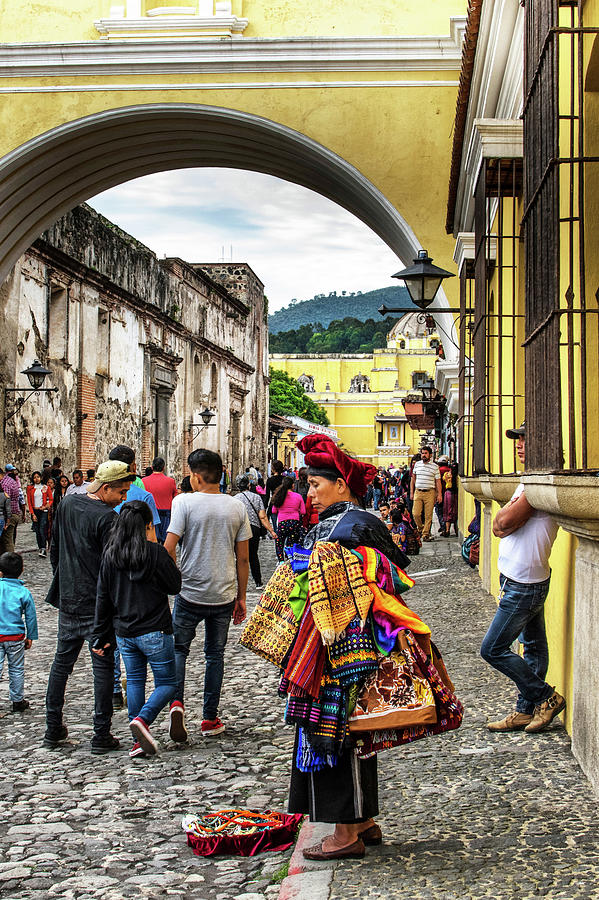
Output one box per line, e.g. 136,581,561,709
277,822,333,900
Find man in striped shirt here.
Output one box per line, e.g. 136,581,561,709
410,446,442,541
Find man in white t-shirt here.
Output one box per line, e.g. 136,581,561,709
410,446,442,541
164,449,251,741
481,423,565,735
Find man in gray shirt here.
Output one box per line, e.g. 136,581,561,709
164,449,251,741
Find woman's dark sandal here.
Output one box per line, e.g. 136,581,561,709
303,838,366,860
357,824,382,846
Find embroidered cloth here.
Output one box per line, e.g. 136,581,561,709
239,562,298,668
307,541,374,645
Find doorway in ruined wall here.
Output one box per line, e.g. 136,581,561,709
229,412,241,482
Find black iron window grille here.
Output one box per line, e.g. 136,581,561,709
523,0,599,472
470,157,524,476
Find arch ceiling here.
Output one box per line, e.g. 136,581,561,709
0,102,456,356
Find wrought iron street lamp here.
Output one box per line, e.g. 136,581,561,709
189,407,217,440
378,250,458,317
4,359,58,430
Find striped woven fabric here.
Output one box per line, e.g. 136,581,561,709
307,541,374,645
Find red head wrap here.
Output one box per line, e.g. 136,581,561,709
297,433,377,498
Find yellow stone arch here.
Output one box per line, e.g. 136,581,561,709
0,1,465,351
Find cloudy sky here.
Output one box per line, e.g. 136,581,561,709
88,168,402,313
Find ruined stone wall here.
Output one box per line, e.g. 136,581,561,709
0,206,269,482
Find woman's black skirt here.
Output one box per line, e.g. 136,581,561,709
288,728,378,824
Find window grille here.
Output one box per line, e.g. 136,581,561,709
522,0,599,471
471,158,523,475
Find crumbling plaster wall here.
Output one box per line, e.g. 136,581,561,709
0,205,269,480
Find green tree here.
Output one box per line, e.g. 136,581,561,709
269,367,330,425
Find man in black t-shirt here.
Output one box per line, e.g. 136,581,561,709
44,461,135,753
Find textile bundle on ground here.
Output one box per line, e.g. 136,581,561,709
183,809,303,857
240,540,463,771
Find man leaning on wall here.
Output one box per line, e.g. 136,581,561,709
480,423,565,734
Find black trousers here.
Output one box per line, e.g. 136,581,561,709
248,526,262,586
46,613,114,738
288,728,379,824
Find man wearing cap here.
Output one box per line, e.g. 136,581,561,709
44,460,135,752
481,423,565,734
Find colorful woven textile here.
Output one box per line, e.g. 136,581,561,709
294,679,348,772
239,562,298,668
307,541,374,645
351,546,431,655
284,544,312,574
348,643,437,733
327,614,378,686
284,602,326,699
287,570,308,623
353,630,463,756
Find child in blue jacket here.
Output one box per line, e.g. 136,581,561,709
0,552,38,711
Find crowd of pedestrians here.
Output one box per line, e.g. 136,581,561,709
0,426,569,870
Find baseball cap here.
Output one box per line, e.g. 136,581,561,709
88,460,135,493
506,421,525,439
4,463,15,472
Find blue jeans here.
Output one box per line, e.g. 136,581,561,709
172,595,234,720
155,510,171,544
32,510,49,550
373,488,382,510
480,575,554,714
116,632,177,725
113,648,122,694
0,639,25,701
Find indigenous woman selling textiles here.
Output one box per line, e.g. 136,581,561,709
241,434,462,861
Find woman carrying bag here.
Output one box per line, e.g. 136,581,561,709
235,474,275,589
92,500,181,758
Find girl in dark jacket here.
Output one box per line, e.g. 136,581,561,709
93,500,181,758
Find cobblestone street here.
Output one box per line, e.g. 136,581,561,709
1,531,598,900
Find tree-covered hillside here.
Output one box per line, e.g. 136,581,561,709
269,368,330,425
270,316,400,354
268,285,413,334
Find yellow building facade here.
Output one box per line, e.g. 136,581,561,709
447,0,599,793
271,316,440,467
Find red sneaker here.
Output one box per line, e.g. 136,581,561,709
130,717,158,756
201,717,225,736
169,701,188,743
129,741,146,759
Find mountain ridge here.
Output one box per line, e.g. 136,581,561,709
268,285,414,333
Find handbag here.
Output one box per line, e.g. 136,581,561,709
349,630,437,733
239,563,298,667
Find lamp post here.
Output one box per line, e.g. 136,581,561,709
378,249,457,317
4,359,58,431
189,407,217,441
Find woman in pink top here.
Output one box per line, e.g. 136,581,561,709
271,476,306,561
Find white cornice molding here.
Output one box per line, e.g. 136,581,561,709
453,232,475,271
473,118,523,161
0,22,466,78
94,15,249,37
452,0,524,235
453,231,497,275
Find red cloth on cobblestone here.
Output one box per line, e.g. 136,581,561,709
297,434,377,498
